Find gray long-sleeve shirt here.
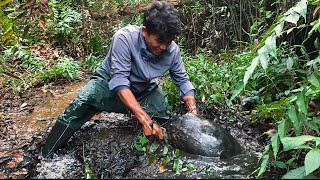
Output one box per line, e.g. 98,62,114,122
101,25,195,97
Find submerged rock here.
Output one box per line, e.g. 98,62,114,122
166,113,242,159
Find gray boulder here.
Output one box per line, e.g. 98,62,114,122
166,113,242,159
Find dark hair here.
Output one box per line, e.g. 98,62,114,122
143,1,181,41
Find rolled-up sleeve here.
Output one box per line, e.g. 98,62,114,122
169,47,195,97
108,32,132,91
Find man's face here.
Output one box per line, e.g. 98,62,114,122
142,26,173,56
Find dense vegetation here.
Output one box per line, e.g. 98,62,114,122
1,0,319,178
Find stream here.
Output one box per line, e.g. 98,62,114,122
1,81,263,179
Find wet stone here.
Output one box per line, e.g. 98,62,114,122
166,113,242,159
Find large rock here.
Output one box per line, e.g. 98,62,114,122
166,113,242,159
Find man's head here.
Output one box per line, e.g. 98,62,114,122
142,1,181,56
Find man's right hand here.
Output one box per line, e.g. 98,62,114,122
117,88,164,140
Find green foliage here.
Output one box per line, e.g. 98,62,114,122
163,49,251,110
82,55,103,72
84,163,97,179
240,0,320,178
46,0,82,46
38,57,82,82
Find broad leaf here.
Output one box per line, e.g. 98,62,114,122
293,0,307,21
306,56,320,66
282,166,305,179
271,133,280,159
296,91,307,114
308,19,320,37
244,57,259,86
281,135,317,151
278,120,287,138
286,57,294,70
308,72,320,88
265,34,277,58
305,149,320,175
230,81,244,101
274,161,287,169
285,11,300,25
258,47,269,70
257,154,269,177
288,106,302,135
274,22,284,37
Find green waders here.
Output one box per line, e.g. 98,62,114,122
42,67,169,157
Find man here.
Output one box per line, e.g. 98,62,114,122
42,1,198,157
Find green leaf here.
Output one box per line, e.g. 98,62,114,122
244,57,259,86
139,135,148,146
162,155,171,166
148,154,157,164
278,120,287,138
281,135,317,151
274,22,284,37
173,158,183,174
265,33,277,58
230,81,244,101
305,120,320,134
306,56,320,67
282,166,305,179
308,19,320,37
305,149,320,175
162,146,168,156
308,72,320,88
288,106,302,135
84,164,97,179
134,143,144,153
257,154,270,177
187,164,196,173
296,91,307,114
274,161,287,169
271,133,280,159
286,57,294,70
174,149,181,158
293,0,307,21
285,11,300,25
150,142,159,154
258,47,270,70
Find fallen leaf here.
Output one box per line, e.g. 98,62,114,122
159,163,167,173
6,161,16,169
0,172,7,179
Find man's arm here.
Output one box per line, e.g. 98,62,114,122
117,88,164,140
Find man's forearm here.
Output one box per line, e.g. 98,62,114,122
117,88,164,140
117,88,152,125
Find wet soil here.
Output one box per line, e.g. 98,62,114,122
1,79,264,179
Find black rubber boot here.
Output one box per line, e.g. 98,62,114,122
41,120,76,158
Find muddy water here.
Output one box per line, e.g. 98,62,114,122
17,82,86,135
32,114,261,179
21,81,262,179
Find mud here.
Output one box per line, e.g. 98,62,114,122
1,80,264,179
31,112,261,179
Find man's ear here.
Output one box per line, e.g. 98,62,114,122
141,26,148,38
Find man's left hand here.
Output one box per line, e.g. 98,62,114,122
182,95,199,114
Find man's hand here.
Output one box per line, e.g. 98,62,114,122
182,95,199,114
117,88,164,140
140,118,164,140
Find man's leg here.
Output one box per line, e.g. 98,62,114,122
41,68,121,157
